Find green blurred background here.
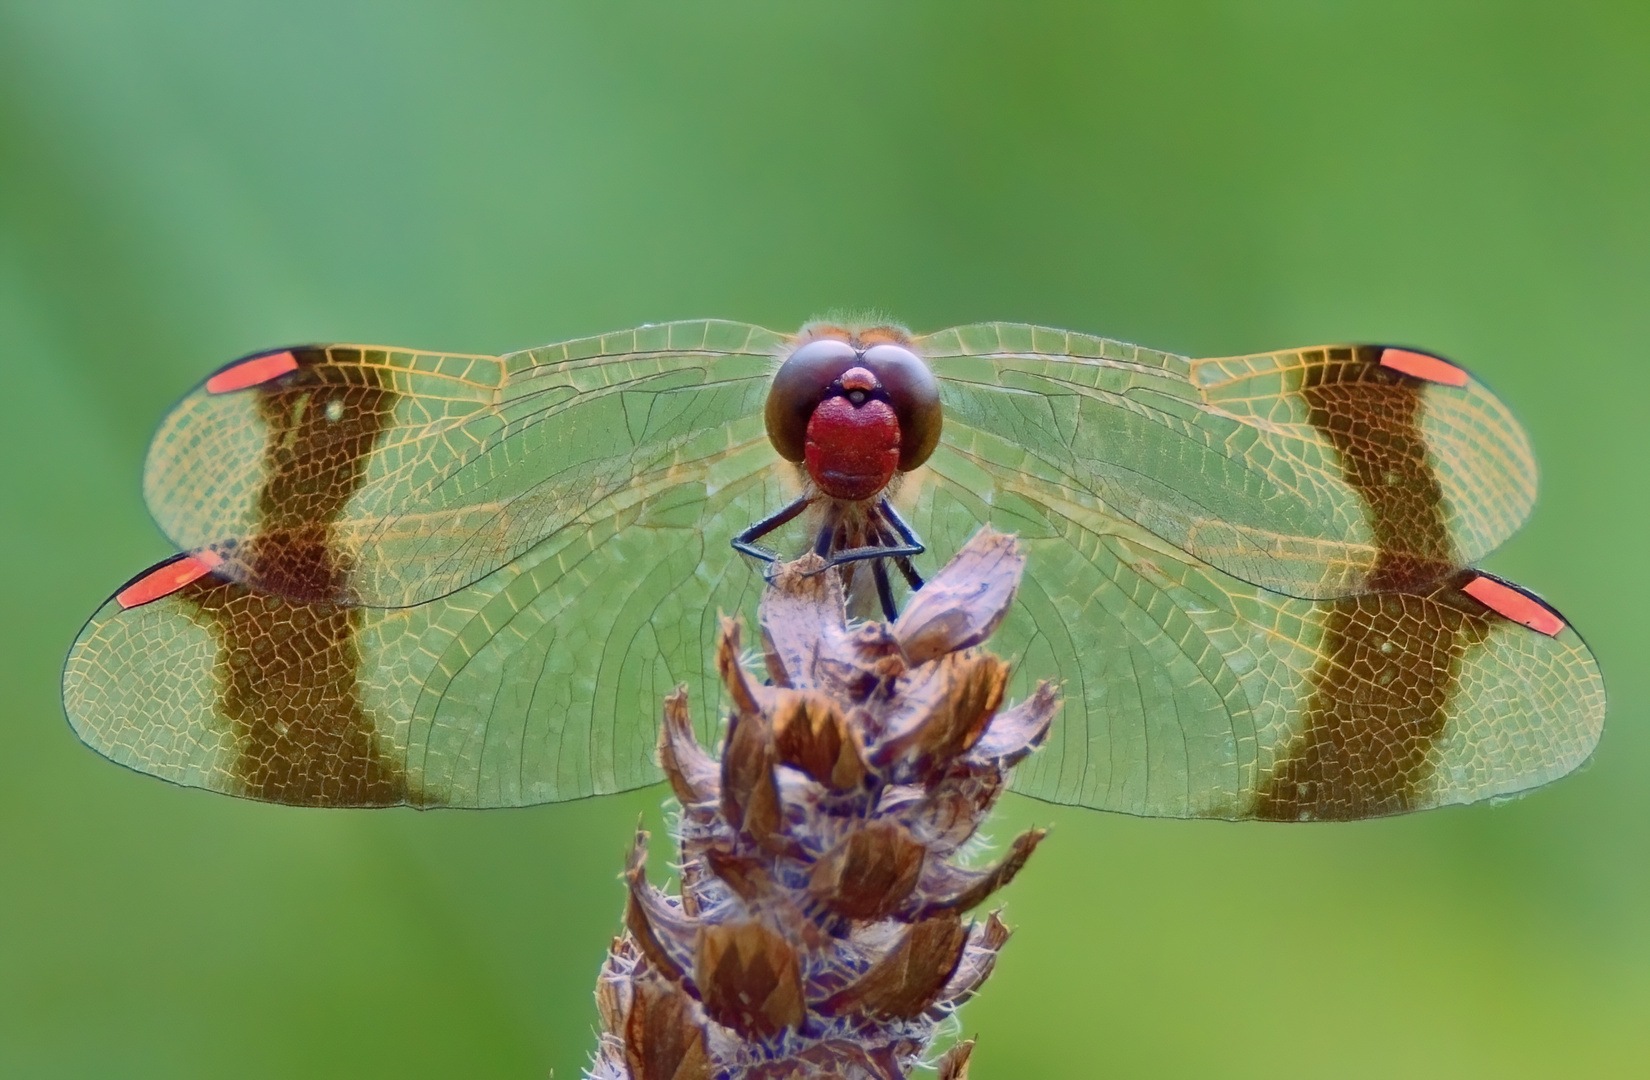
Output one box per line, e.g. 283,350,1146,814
2,3,1644,1077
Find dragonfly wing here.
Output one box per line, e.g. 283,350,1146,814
143,320,785,607
897,451,1603,820
65,407,798,806
918,323,1537,600
83,315,1589,816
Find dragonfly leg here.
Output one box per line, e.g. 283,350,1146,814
821,540,920,568
732,494,815,564
856,508,923,618
871,557,899,621
867,516,924,593
820,498,926,570
879,500,926,590
870,515,924,605
742,495,924,613
814,502,844,558
877,498,925,551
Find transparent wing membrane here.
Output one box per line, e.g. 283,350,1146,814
68,425,799,806
143,320,784,607
898,459,1601,818
918,323,1536,600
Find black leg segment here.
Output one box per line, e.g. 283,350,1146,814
872,558,899,621
819,498,926,570
733,494,929,616
731,493,814,563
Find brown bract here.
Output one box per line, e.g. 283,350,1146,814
589,528,1057,1079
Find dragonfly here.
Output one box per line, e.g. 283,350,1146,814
62,318,1605,821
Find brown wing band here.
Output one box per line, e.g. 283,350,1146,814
1253,575,1495,821
177,348,410,805
1256,348,1470,820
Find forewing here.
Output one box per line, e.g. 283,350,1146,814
142,320,785,608
917,323,1536,600
64,405,798,807
895,449,1602,820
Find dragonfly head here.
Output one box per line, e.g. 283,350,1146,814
766,328,942,501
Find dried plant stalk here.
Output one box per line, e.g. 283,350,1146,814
587,528,1059,1080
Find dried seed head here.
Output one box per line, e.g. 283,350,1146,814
893,530,1023,663
588,529,1055,1079
695,919,806,1038
770,690,868,791
933,911,1013,1010
623,978,711,1080
623,833,697,984
818,914,969,1020
808,820,927,920
909,827,1047,918
873,653,1009,779
936,1040,975,1080
757,553,847,688
659,689,719,806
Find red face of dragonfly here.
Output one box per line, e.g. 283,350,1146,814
764,327,942,502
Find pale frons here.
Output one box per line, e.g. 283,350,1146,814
588,529,1059,1080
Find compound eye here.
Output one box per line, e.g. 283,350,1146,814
862,343,942,470
766,337,859,461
